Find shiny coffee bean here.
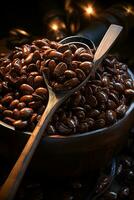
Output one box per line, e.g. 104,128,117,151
106,110,117,124
9,99,19,109
20,108,33,119
53,62,68,77
20,95,33,103
20,84,34,95
13,120,27,129
116,104,127,118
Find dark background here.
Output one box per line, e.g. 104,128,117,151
0,0,133,37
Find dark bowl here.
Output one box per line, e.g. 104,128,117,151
0,35,134,177
0,68,134,177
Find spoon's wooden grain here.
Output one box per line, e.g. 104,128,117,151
0,24,123,200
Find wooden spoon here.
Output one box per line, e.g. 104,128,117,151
0,24,123,200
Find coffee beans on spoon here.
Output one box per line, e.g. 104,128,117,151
0,38,133,135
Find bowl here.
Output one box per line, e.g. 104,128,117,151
0,68,134,177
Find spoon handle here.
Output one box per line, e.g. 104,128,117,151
93,24,123,69
0,91,59,200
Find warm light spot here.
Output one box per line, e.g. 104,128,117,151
81,3,96,17
85,5,94,15
124,5,134,15
50,23,59,31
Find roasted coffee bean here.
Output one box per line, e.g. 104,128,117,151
30,113,38,123
9,99,19,109
13,109,20,119
87,95,98,107
96,91,108,103
64,70,76,79
116,104,127,118
27,64,37,72
47,125,56,135
48,50,62,60
107,99,117,109
75,68,86,81
77,122,89,133
3,117,15,125
20,84,34,95
125,89,134,96
13,120,27,129
28,101,42,109
24,53,33,64
20,107,33,119
74,47,86,58
27,75,34,87
53,62,67,77
64,78,80,89
89,109,100,118
1,95,13,105
3,110,13,117
79,61,92,74
35,87,48,96
96,119,106,128
63,49,72,65
80,52,93,61
106,110,117,124
32,93,44,101
57,122,72,134
20,95,33,103
17,102,26,110
114,82,125,92
34,76,44,88
0,104,6,113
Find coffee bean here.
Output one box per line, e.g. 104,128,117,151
79,61,92,75
53,62,67,77
17,102,26,110
74,47,86,58
64,70,76,79
106,110,117,124
116,104,127,118
3,117,15,125
13,109,20,119
57,44,70,53
3,110,13,117
20,95,33,103
20,84,34,95
75,68,86,81
20,107,33,119
13,120,27,129
80,52,93,61
24,53,33,64
1,95,13,105
9,99,19,109
64,78,80,90
0,104,6,113
34,76,44,88
63,50,72,65
47,125,56,135
87,95,98,107
125,89,134,96
35,87,48,96
89,109,100,118
107,99,117,109
27,64,37,72
96,91,108,103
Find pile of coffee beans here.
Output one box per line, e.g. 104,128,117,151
0,38,133,134
42,43,93,91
